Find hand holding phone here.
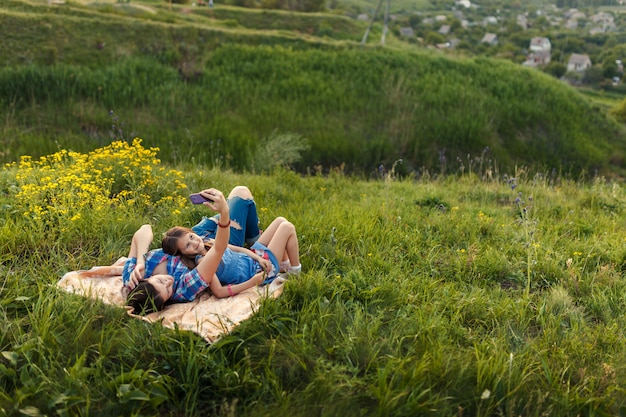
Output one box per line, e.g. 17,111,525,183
189,193,214,204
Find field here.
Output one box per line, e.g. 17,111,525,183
2,141,626,415
4,0,626,415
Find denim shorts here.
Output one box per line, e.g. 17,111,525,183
191,196,260,247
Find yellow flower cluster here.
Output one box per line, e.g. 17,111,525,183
9,139,188,225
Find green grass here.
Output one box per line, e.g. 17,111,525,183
578,87,625,110
2,48,625,177
3,142,626,415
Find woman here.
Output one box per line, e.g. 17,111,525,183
125,187,236,314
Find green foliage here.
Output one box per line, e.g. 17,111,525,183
199,6,363,36
222,0,327,12
251,131,311,174
610,97,626,123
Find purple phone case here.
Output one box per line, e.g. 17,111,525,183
189,193,213,204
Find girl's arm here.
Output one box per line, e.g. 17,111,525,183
207,271,265,298
195,189,231,282
227,244,272,272
228,244,257,258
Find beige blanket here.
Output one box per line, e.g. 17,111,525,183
58,257,286,343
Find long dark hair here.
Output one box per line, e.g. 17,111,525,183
126,281,166,315
162,226,212,270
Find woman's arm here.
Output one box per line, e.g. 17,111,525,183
126,224,154,289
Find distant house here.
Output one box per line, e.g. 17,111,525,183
590,12,616,32
448,38,461,48
483,16,498,26
356,13,368,21
565,9,585,20
399,27,415,38
522,59,539,69
529,37,551,52
591,12,614,25
435,15,447,22
517,14,528,30
565,19,578,30
549,17,563,27
523,50,551,68
438,25,451,35
481,33,498,46
567,54,592,72
454,0,471,8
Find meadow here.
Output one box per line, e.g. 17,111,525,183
2,141,626,416
4,0,626,415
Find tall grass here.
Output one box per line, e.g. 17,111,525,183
2,143,626,415
2,47,625,176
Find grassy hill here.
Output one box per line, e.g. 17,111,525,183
1,0,626,177
4,2,626,415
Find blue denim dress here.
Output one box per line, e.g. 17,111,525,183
215,241,279,285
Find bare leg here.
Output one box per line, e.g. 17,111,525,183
228,185,253,200
265,221,300,268
257,217,287,246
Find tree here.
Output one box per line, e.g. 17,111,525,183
602,57,619,79
583,65,605,86
544,62,567,79
424,31,445,45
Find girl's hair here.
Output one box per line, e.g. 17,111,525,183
126,281,166,315
162,226,212,270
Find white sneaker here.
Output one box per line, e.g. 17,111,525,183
279,261,291,272
288,264,302,275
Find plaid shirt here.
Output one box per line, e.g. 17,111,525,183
143,249,209,302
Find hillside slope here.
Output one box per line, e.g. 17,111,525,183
1,0,625,176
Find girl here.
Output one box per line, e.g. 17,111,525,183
162,216,301,291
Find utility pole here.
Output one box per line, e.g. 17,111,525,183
361,0,385,44
381,0,391,45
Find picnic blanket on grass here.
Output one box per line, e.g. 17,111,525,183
57,257,286,343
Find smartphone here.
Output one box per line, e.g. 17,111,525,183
189,193,214,204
